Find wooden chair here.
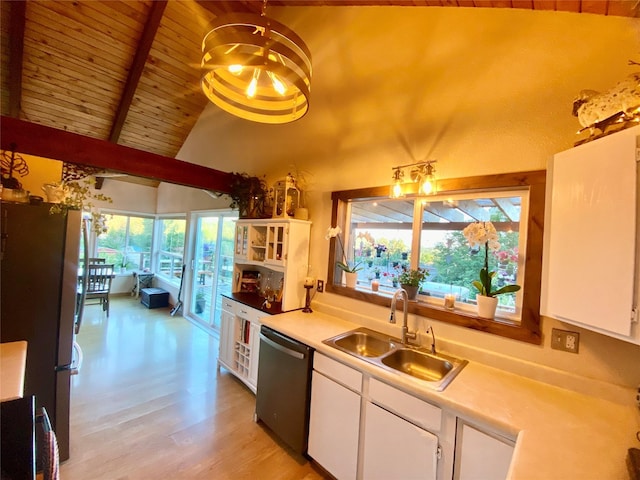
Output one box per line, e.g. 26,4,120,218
78,263,115,317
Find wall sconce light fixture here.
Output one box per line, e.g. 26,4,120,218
389,160,437,198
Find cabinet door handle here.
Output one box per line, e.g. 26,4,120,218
259,333,305,360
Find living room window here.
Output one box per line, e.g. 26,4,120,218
156,217,186,285
95,213,154,272
327,171,545,344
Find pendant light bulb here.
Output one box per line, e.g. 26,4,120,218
267,71,286,95
228,64,243,75
246,69,260,98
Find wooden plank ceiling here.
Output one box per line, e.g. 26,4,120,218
0,0,637,185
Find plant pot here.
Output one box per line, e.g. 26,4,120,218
476,294,498,319
401,284,419,300
195,298,205,314
344,271,358,288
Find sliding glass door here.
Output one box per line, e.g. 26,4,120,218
189,212,237,332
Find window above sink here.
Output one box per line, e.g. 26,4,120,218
326,171,546,345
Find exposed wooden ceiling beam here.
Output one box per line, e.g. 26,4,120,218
7,1,25,118
196,1,262,17
197,0,638,17
109,0,168,143
0,116,233,193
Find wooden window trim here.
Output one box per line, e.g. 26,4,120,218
326,170,545,345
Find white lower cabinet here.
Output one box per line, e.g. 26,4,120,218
218,308,234,368
308,370,361,480
307,353,514,480
307,353,456,480
217,296,266,393
453,421,514,480
362,401,439,480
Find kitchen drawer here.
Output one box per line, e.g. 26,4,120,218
221,296,236,314
313,353,362,393
236,304,265,323
369,378,441,432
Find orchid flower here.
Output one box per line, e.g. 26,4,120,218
463,221,520,298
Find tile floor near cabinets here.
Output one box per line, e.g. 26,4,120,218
61,296,324,480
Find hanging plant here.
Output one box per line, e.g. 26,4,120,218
49,178,113,235
226,172,269,218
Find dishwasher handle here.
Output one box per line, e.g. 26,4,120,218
259,332,306,360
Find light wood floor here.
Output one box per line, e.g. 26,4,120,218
60,296,326,479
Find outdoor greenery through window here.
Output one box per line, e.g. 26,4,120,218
345,192,526,320
157,217,186,285
95,213,154,272
328,171,545,344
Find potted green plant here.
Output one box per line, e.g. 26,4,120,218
395,265,429,300
463,221,521,319
195,290,206,314
325,226,362,288
226,172,269,219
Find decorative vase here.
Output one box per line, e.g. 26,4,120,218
401,284,419,300
476,294,498,319
345,271,358,288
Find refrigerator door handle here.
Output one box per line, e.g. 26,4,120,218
55,342,83,375
70,341,83,375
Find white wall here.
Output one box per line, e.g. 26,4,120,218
174,8,640,395
156,182,229,213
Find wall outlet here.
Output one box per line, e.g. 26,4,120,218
317,279,324,293
550,328,580,353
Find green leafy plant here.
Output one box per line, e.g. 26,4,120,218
226,172,269,218
49,178,112,235
395,264,429,287
462,221,521,297
326,226,362,273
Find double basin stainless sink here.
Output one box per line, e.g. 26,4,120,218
323,327,468,391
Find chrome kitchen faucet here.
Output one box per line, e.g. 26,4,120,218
389,288,417,345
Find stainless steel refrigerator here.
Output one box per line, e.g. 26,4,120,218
0,202,81,462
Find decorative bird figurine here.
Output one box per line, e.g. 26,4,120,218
572,72,640,135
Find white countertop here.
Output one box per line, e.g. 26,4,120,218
0,341,27,402
260,310,639,480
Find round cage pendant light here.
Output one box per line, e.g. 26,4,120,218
200,4,312,124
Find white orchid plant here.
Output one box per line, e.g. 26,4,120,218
462,221,521,298
325,226,362,273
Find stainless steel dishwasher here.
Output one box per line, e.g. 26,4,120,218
255,325,314,454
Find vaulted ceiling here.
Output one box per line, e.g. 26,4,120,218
0,0,637,186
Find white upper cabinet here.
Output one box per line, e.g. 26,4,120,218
233,219,311,311
542,126,639,344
